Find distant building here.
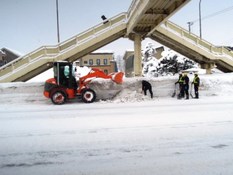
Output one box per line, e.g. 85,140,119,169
154,46,164,59
76,51,117,74
0,48,21,67
123,46,165,77
123,50,134,77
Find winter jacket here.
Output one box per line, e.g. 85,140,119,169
175,75,184,84
183,75,189,85
192,75,200,86
142,80,152,90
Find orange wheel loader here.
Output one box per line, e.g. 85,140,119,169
43,61,124,105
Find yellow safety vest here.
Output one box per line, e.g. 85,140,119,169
193,76,199,84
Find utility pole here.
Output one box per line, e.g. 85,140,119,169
56,0,60,43
199,0,202,39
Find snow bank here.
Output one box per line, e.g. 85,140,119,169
0,82,45,104
0,73,233,104
108,73,233,103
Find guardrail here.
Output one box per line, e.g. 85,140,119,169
127,0,140,18
0,13,127,81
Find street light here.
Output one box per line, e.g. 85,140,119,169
56,0,60,43
199,0,202,39
187,21,194,33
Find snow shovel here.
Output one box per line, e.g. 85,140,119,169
190,83,194,98
172,84,176,97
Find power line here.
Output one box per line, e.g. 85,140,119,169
190,4,233,24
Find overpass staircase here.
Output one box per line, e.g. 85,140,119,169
151,21,233,72
0,13,127,82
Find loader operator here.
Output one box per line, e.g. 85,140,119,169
63,65,78,90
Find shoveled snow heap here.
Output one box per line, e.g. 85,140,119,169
0,73,233,104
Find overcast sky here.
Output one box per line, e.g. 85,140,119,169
1,0,233,56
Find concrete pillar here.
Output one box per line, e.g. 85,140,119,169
201,63,214,74
206,67,212,74
133,34,142,76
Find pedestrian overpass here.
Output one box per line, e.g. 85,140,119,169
1,0,233,82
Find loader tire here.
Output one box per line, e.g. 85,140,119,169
82,89,96,103
51,90,67,105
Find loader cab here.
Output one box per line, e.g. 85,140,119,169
53,61,77,89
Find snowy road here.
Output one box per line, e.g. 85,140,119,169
0,97,233,175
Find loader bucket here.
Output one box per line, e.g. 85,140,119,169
111,72,124,84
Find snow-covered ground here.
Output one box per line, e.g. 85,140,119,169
0,73,233,175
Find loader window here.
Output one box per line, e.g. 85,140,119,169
53,63,60,84
53,65,58,78
59,66,68,86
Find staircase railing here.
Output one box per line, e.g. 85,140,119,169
0,13,127,80
159,21,233,59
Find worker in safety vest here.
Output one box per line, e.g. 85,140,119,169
183,73,190,99
192,73,200,99
175,73,184,98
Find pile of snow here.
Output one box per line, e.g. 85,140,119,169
143,47,199,77
1,73,233,105
109,73,233,103
141,43,219,78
